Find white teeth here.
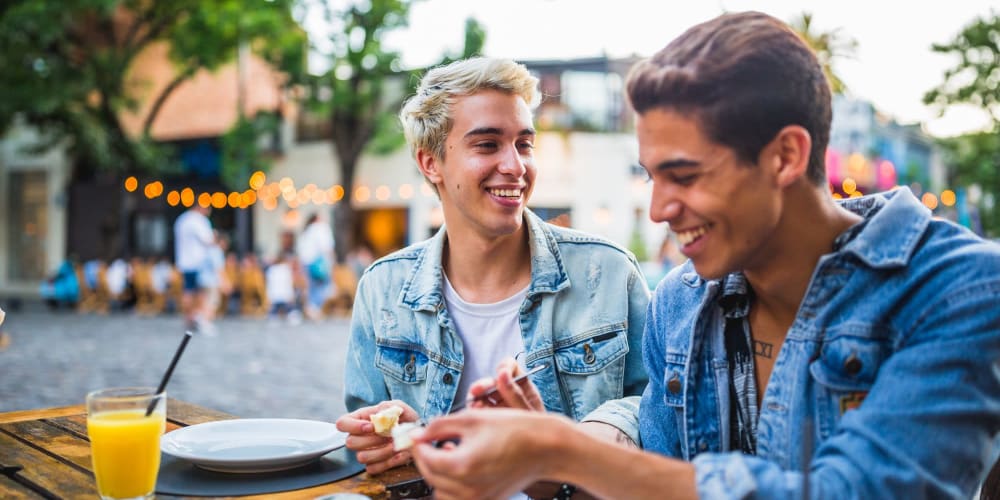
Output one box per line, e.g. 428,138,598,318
488,188,522,198
675,225,708,246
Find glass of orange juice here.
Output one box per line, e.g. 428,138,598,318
86,387,166,500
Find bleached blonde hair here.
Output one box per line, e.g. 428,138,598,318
399,57,540,172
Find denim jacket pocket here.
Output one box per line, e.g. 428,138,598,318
552,324,629,418
809,331,893,438
375,341,429,385
662,354,687,408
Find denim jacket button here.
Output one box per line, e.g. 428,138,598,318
442,372,454,384
583,344,596,364
667,375,682,394
844,354,863,376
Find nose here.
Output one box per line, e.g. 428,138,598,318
498,145,527,177
649,186,683,224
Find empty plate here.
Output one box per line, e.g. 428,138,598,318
160,418,348,473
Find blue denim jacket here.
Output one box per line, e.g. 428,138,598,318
345,210,649,434
633,189,1000,498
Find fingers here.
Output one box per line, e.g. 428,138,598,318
344,432,390,452
360,448,413,475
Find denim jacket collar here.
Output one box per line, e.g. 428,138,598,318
837,188,931,269
398,209,570,312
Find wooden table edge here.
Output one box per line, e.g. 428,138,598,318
0,405,84,424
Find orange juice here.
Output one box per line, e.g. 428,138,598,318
87,409,165,499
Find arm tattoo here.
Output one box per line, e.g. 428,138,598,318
753,340,774,359
615,430,638,448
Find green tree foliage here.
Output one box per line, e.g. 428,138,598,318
925,11,1000,237
924,11,1000,125
0,0,304,180
939,132,1000,236
304,0,484,257
789,12,858,95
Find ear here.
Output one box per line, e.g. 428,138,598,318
415,148,444,185
761,125,811,188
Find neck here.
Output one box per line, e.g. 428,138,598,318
442,223,532,304
744,184,862,326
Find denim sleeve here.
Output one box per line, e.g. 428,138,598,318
692,279,1000,499
638,290,683,456
343,271,389,412
580,260,650,444
623,260,651,398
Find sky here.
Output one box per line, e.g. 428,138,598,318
365,0,998,138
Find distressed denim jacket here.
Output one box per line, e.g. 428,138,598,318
345,210,649,435
623,189,1000,498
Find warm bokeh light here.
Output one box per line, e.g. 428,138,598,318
181,188,195,207
249,171,266,190
282,189,296,202
228,192,241,208
279,177,294,190
355,186,371,203
421,183,435,197
211,192,227,209
922,192,939,210
399,183,414,199
832,193,843,200
263,197,278,211
282,209,300,228
144,183,156,199
166,191,180,206
287,198,300,209
312,190,327,205
850,191,863,198
124,176,138,192
242,190,257,206
842,178,857,195
330,185,345,202
940,189,956,207
375,185,391,201
296,190,310,204
268,182,281,198
198,193,212,208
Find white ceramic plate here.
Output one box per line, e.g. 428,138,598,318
160,418,348,473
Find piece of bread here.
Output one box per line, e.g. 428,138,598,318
392,422,420,451
370,405,404,436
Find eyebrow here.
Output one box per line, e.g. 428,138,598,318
463,127,536,139
639,158,701,171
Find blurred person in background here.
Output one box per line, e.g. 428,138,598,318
173,204,214,332
336,56,650,477
297,212,335,321
265,250,301,326
408,12,1000,499
197,232,230,332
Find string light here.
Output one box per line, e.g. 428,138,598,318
124,176,138,192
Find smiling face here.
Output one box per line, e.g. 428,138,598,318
637,108,785,280
418,89,536,241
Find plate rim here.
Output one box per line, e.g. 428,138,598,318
160,418,347,472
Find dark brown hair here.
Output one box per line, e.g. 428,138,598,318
627,11,832,185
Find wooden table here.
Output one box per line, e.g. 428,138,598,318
0,399,420,499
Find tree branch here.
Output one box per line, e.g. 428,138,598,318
142,63,198,136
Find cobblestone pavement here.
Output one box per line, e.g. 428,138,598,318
0,307,352,422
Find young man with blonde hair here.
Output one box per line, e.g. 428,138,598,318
408,13,1000,499
336,57,650,475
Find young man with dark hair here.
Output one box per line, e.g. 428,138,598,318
409,12,1000,499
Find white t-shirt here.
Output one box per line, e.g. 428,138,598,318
173,210,214,272
442,275,528,407
265,261,296,304
297,221,334,265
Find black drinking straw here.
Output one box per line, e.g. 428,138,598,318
145,330,193,416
